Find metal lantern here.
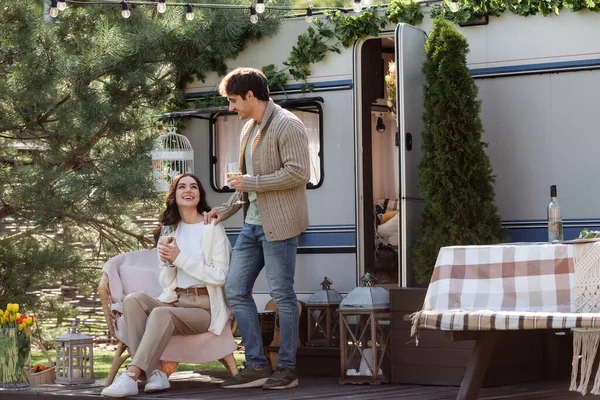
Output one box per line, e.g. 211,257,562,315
307,277,343,347
55,320,94,385
151,123,194,192
338,272,391,384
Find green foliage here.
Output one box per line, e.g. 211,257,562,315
262,64,289,93
412,19,504,284
284,22,338,90
0,1,287,307
387,0,424,25
326,8,388,48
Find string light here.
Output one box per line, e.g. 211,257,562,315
57,0,67,11
50,0,59,17
121,1,131,18
157,0,167,13
305,7,312,23
185,3,194,20
449,0,459,12
250,5,258,23
256,0,265,14
353,0,362,13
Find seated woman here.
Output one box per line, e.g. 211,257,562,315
102,173,234,398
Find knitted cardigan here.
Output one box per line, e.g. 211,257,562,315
218,99,311,242
158,220,232,335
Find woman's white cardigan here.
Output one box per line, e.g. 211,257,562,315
157,220,232,335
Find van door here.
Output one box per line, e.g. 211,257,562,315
395,24,427,287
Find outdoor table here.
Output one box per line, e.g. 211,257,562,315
411,240,600,399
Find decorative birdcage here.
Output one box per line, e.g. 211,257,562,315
151,123,194,192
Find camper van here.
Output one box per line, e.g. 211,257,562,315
168,10,600,308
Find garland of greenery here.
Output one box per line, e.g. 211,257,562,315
282,0,600,89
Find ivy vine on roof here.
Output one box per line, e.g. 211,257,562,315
282,0,600,90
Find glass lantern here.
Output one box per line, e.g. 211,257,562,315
338,272,391,384
55,320,94,385
306,277,343,347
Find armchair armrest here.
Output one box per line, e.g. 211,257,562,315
98,271,117,339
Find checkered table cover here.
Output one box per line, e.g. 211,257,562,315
412,242,600,332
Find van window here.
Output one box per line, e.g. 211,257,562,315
210,104,323,191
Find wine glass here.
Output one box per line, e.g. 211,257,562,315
159,225,175,267
226,162,245,205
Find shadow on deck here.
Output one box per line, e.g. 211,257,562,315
0,371,595,400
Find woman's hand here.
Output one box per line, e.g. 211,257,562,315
158,239,181,265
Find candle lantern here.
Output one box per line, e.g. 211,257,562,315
307,277,343,347
338,272,391,384
55,320,94,385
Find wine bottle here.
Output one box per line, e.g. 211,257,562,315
548,185,563,242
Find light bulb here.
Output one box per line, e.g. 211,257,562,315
376,115,386,132
157,0,167,13
256,0,265,14
121,1,130,18
57,0,67,11
50,0,58,17
250,6,258,23
449,0,459,12
305,7,313,23
185,4,194,20
353,0,362,13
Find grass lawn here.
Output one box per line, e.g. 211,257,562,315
31,349,245,380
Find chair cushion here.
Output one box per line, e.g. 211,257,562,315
118,250,162,298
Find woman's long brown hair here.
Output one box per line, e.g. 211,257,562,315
153,174,211,243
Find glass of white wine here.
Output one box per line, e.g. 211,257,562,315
159,225,175,267
226,162,245,205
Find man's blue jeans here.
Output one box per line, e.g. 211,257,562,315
225,223,299,369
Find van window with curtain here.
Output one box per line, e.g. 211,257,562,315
211,106,323,191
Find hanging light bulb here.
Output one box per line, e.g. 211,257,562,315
250,5,258,23
185,3,194,20
50,0,59,17
305,7,313,23
57,0,67,11
449,0,459,12
157,0,167,13
353,0,362,13
256,0,265,14
121,1,131,18
376,115,386,133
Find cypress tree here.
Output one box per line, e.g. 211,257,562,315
412,19,504,285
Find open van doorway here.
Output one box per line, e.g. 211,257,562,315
354,24,426,289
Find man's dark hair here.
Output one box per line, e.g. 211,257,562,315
218,67,269,101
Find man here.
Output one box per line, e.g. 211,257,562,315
205,67,310,390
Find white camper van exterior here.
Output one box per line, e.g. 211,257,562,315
177,10,600,308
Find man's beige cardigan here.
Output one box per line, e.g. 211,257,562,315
218,99,310,242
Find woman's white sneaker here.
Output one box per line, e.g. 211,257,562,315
101,372,138,397
145,369,170,393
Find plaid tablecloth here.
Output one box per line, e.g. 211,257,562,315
412,242,600,333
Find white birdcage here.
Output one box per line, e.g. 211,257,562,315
151,124,194,192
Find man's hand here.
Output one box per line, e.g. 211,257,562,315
204,207,222,225
227,175,244,191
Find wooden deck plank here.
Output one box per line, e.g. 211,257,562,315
2,373,599,400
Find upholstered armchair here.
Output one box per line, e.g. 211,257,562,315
98,248,238,386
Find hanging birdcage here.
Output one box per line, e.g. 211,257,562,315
151,123,194,192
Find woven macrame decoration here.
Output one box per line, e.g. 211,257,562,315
570,242,600,395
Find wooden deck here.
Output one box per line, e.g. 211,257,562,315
1,371,598,400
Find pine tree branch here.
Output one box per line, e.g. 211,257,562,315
58,211,153,248
0,95,71,134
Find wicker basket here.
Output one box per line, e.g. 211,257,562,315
27,337,55,385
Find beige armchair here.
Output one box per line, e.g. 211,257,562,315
98,248,238,386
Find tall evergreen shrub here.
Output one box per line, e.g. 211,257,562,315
412,19,504,285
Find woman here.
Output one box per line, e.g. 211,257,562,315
102,174,235,398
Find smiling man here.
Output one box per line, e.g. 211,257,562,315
205,67,310,390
